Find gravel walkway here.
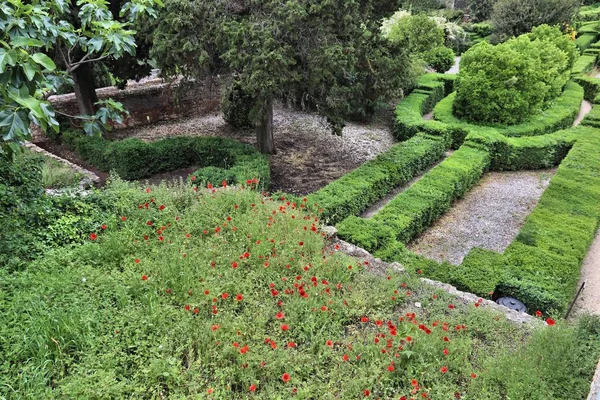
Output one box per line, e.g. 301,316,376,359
114,106,396,195
446,57,461,75
571,232,600,317
574,100,593,127
408,170,556,265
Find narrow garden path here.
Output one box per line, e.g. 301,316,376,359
407,170,555,265
571,233,600,317
574,100,593,127
446,57,461,75
360,151,452,218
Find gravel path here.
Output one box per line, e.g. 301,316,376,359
571,232,600,317
446,57,461,75
114,106,396,195
574,100,593,127
408,170,555,265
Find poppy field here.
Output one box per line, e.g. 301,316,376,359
1,179,599,399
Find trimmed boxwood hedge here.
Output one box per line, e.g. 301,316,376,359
573,75,600,101
68,134,270,188
576,33,600,52
306,133,450,225
336,144,490,250
433,81,584,138
572,54,597,76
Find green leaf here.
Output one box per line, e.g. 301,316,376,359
0,49,14,73
22,62,40,81
11,37,44,48
87,37,104,53
13,96,44,119
31,53,56,71
0,112,28,141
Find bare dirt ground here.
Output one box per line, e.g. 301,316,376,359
113,106,396,194
408,170,556,265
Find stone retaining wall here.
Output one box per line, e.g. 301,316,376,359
33,77,222,141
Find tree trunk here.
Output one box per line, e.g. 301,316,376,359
256,97,275,154
71,63,98,116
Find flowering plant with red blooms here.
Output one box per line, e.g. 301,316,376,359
11,179,597,399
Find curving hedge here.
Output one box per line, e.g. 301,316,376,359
67,134,270,188
572,54,597,76
576,33,600,52
433,81,584,138
306,133,450,225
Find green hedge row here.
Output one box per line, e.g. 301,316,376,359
573,75,600,101
581,105,600,127
67,134,270,187
306,133,449,225
465,128,578,171
336,144,490,251
579,5,600,22
572,54,597,76
429,125,600,313
433,81,584,138
576,33,600,51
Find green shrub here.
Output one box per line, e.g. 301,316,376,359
222,79,254,129
453,27,575,125
579,3,600,21
424,46,455,73
573,75,600,101
575,32,600,51
469,22,494,37
189,166,236,186
435,81,584,138
69,135,270,188
307,133,449,224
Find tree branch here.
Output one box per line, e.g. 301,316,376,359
69,54,110,72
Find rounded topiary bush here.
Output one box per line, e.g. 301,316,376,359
452,25,576,125
425,46,455,73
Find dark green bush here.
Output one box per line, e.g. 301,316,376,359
222,79,255,129
189,166,236,186
68,134,270,188
573,75,600,101
424,46,455,73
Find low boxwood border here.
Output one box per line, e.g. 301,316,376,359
433,81,584,138
306,133,450,225
67,134,270,189
336,144,490,251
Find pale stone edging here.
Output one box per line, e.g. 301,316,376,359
589,359,600,400
23,142,100,189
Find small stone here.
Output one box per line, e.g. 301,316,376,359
415,302,422,308
321,226,338,238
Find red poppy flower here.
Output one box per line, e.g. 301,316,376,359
546,318,556,326
440,366,448,374
281,324,289,331
276,312,285,319
321,306,327,312
287,341,296,348
146,221,153,226
361,316,369,323
141,275,148,281
89,233,97,240
281,373,290,383
121,216,126,221
184,305,190,311
249,383,256,392
387,364,395,372
221,293,229,300
159,205,165,211
448,304,455,309
342,354,349,362
471,373,477,379
411,379,418,387
232,261,238,269
193,308,199,314
211,324,219,331
443,336,450,342
363,389,370,396
535,310,542,317
240,345,249,354
236,294,243,301
326,340,333,347
443,348,449,356
298,242,304,246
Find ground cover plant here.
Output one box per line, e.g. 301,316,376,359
2,179,599,399
62,132,270,188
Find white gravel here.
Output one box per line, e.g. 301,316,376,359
408,170,556,265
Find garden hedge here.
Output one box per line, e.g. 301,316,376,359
306,133,449,225
572,54,597,76
68,134,270,188
433,81,584,138
573,75,600,101
579,4,600,21
336,144,490,250
575,33,600,51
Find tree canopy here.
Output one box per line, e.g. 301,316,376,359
0,0,160,157
152,0,418,154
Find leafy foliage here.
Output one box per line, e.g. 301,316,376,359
490,0,580,42
424,46,456,72
0,0,160,158
453,26,576,125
